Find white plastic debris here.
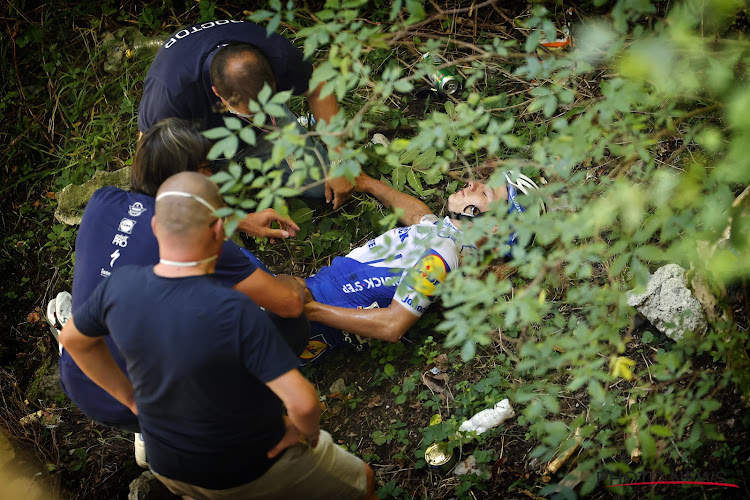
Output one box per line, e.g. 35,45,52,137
458,399,515,435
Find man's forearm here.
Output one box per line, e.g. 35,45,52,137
60,319,137,414
235,271,306,318
274,275,307,300
358,174,433,226
286,396,321,442
306,83,339,125
305,300,417,343
266,370,321,440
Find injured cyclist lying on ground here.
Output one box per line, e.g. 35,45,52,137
297,168,545,365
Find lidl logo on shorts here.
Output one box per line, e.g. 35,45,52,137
300,339,329,360
412,251,448,296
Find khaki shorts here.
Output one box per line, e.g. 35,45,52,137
152,430,367,500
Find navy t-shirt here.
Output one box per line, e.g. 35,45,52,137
60,186,257,429
138,19,313,132
74,267,299,488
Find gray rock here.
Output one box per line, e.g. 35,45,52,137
54,167,130,225
128,471,179,500
454,455,480,476
627,264,708,340
328,378,346,395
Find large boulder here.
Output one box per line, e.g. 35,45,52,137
54,167,130,225
627,264,708,340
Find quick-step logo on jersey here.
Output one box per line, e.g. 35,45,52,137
341,275,400,294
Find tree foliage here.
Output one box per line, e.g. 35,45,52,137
208,0,750,495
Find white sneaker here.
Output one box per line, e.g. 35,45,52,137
46,291,72,355
55,291,72,327
46,297,59,333
134,432,148,468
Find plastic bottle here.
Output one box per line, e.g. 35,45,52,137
458,399,515,435
125,36,167,59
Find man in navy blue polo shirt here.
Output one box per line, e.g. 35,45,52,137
138,19,354,208
60,119,309,461
60,171,376,499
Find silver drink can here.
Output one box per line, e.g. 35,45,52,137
422,53,461,95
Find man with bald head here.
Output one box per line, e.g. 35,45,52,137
59,172,376,499
138,19,354,207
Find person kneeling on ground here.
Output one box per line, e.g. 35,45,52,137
299,168,543,365
59,118,309,463
60,172,377,499
138,18,354,207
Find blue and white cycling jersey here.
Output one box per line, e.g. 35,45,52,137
300,214,476,364
306,214,473,316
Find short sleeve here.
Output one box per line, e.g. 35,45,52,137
393,246,455,317
419,214,440,225
236,302,298,383
213,241,257,287
72,277,112,338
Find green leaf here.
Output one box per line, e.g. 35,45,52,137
634,245,666,262
405,0,426,22
640,431,657,461
384,363,395,377
274,187,301,198
228,163,242,180
257,83,273,105
525,29,543,53
224,116,242,131
266,14,281,35
393,80,413,93
208,135,238,160
239,127,256,146
210,171,233,184
264,103,285,117
501,134,522,148
482,93,508,108
461,341,476,361
203,127,231,140
291,207,314,224
412,149,436,170
406,169,422,195
399,149,419,165
648,425,672,438
609,253,631,276
248,10,274,22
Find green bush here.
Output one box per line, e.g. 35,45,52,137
207,0,750,496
